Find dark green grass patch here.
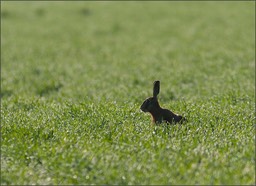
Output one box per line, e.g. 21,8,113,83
1,1,255,185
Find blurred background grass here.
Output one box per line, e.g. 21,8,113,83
2,1,255,103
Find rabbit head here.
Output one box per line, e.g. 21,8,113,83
140,81,160,112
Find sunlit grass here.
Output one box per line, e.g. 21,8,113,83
1,1,255,185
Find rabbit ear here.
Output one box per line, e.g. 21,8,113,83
153,80,160,98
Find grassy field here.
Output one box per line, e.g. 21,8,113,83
1,1,255,185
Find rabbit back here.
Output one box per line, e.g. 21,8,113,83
162,109,184,124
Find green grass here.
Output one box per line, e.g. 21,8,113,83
1,1,255,185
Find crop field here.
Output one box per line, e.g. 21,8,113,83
1,1,255,185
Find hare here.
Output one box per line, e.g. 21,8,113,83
140,80,185,124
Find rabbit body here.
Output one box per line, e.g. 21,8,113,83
140,81,184,124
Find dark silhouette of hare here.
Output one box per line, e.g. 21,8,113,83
140,80,185,124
